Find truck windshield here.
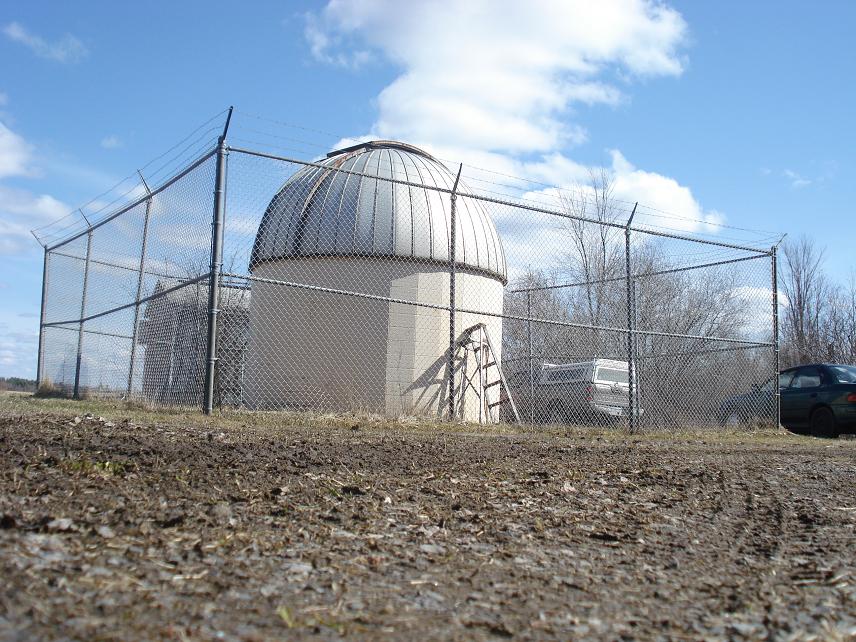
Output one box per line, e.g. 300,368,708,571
595,367,628,384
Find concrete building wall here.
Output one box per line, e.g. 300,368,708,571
245,257,504,421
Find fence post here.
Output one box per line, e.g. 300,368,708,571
771,246,780,428
203,107,233,415
35,246,49,389
127,172,152,397
447,164,463,420
624,203,638,433
73,230,93,399
527,289,534,425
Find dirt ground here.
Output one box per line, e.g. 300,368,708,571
1,396,855,641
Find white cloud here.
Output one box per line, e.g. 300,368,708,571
0,92,8,106
0,120,35,178
521,153,591,189
304,13,372,68
782,169,811,189
307,2,718,235
308,0,687,155
304,1,735,279
0,120,81,253
100,135,122,149
0,184,71,254
486,150,722,282
3,22,88,64
609,150,724,232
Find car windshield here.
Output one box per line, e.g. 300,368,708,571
828,365,856,383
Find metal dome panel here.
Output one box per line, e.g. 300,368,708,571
250,141,507,283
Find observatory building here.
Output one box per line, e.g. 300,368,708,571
245,141,507,420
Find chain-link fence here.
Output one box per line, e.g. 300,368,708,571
33,112,780,431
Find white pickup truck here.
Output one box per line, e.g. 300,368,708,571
511,358,641,425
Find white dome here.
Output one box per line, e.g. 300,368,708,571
250,141,507,283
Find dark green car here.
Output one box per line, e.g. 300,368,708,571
779,364,856,437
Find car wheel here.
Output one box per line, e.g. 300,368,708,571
809,407,838,438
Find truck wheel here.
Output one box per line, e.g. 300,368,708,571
809,407,838,438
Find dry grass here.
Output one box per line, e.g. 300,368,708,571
0,390,840,449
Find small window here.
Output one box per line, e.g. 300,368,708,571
595,367,629,384
778,371,795,389
543,367,586,384
792,367,822,389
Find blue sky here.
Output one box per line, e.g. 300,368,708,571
0,0,854,378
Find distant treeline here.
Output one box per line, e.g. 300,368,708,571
779,236,856,367
0,377,36,392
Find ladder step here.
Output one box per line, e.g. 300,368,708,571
488,400,504,408
484,361,497,369
484,380,501,389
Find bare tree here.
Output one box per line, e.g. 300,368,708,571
632,242,762,427
509,166,782,427
558,168,625,329
836,272,856,362
502,267,573,373
815,270,856,365
779,236,831,366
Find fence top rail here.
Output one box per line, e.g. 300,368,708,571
227,146,774,257
44,148,217,252
510,252,769,294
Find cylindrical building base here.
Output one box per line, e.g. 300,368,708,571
245,257,504,420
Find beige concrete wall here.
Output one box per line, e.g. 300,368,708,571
245,257,505,421
385,269,504,420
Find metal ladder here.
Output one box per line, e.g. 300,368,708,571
454,323,521,425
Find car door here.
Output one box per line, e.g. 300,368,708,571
778,369,798,424
782,366,824,428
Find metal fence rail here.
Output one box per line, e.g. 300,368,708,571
32,113,780,431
